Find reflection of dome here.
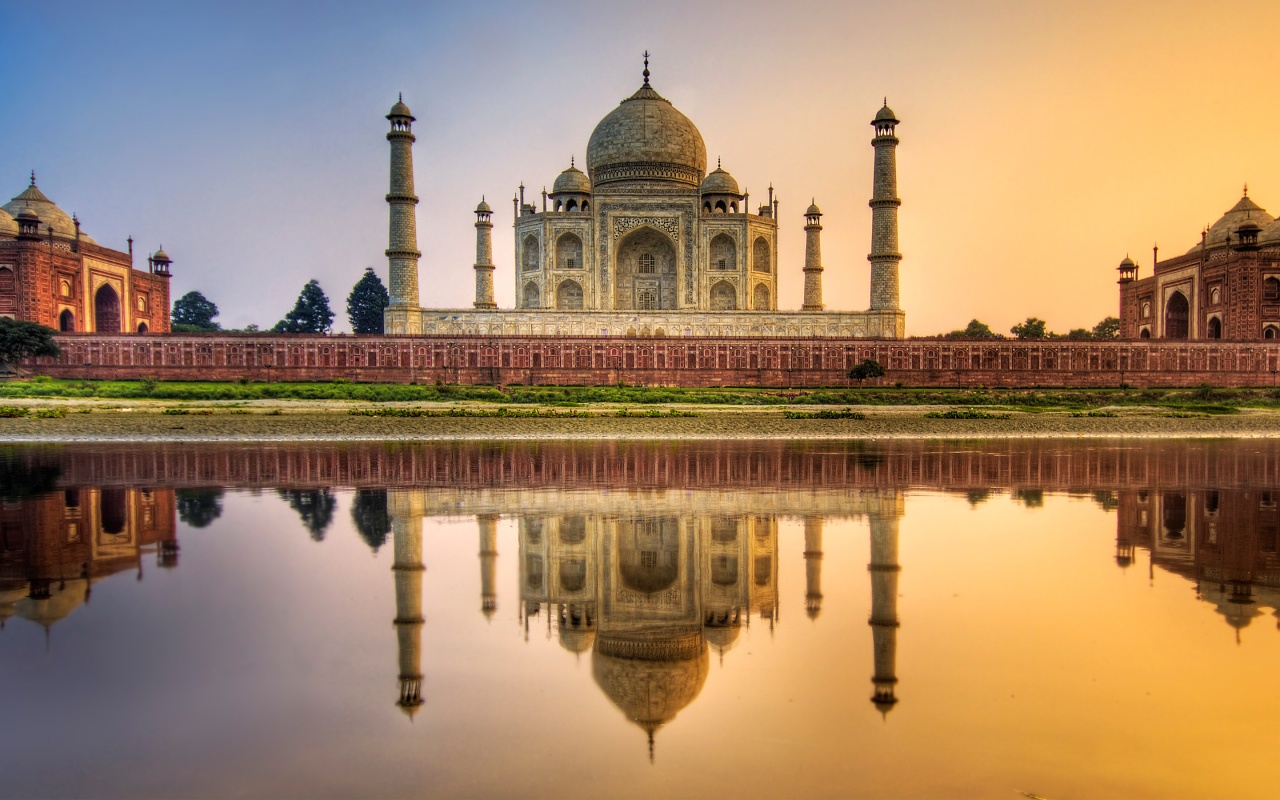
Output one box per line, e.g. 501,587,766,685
559,625,596,654
0,581,29,627
552,164,592,195
700,166,739,196
593,635,708,751
703,623,740,651
3,180,96,244
15,579,90,629
1187,193,1274,253
586,78,707,189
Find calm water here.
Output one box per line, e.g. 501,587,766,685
2,440,1279,799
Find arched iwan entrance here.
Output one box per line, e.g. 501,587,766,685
1164,291,1188,339
94,284,121,333
615,227,676,310
59,309,75,332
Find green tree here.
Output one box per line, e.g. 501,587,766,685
171,291,220,331
1010,317,1050,339
1064,328,1093,340
0,318,61,373
945,319,997,339
347,268,389,334
273,279,334,334
1092,316,1120,339
351,489,391,552
176,488,224,529
848,358,887,384
279,489,337,541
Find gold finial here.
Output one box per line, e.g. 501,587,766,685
29,170,35,186
1244,182,1249,197
717,156,721,169
570,155,574,168
642,51,650,85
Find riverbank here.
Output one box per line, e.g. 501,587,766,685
2,398,1280,441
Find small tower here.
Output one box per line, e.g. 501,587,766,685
803,517,824,619
15,206,40,241
385,95,422,333
473,199,497,309
802,201,825,311
868,101,902,311
389,490,426,718
1116,255,1137,284
477,514,499,617
868,513,901,716
148,246,172,277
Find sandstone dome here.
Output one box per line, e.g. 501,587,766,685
0,207,16,237
1187,193,1273,254
587,81,707,189
552,163,592,195
3,180,96,244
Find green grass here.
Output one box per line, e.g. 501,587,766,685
923,408,1012,420
784,408,867,420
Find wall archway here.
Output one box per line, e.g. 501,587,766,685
617,517,679,594
752,237,771,273
94,284,121,333
753,283,771,310
522,282,540,308
710,280,737,310
522,235,540,272
614,227,676,310
709,233,736,272
556,280,583,310
59,309,75,332
1164,291,1188,339
556,232,583,270
136,321,149,334
1207,316,1222,339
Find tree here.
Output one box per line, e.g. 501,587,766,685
848,358,887,384
273,280,334,334
347,268,389,334
351,489,391,552
279,489,337,541
1064,328,1093,340
0,318,60,373
1092,316,1120,339
944,319,997,339
171,291,220,331
176,488,224,529
1010,317,1050,339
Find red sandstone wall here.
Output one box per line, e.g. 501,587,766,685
25,333,1280,388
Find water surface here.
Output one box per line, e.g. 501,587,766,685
2,440,1278,798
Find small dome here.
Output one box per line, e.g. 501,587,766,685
3,181,96,244
152,247,170,261
700,166,739,196
475,198,492,213
875,103,899,124
1119,256,1135,267
806,201,822,216
558,625,596,654
1187,192,1274,254
0,208,16,236
388,97,413,119
552,164,592,195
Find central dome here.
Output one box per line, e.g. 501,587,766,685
586,80,707,189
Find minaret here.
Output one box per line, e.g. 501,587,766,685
803,517,824,618
868,513,901,715
802,201,825,311
868,101,902,311
478,514,498,618
390,490,426,718
385,95,422,333
473,199,496,308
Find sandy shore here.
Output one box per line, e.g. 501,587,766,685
2,398,1279,441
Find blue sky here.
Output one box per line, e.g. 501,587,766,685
5,1,1280,333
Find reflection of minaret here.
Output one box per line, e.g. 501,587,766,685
478,514,498,619
390,491,425,718
803,517,824,619
868,514,900,716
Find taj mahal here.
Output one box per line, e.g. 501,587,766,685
383,55,905,339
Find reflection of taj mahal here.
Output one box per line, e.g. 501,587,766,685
383,487,906,753
383,55,906,339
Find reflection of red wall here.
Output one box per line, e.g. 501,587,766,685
0,488,176,584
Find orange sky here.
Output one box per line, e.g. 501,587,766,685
9,0,1280,334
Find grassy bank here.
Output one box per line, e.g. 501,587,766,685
0,376,1275,412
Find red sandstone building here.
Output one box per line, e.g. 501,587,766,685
1119,189,1280,341
0,174,171,333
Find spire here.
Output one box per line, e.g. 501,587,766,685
29,170,36,186
642,50,650,86
398,92,403,103
717,156,721,169
1244,182,1249,197
570,155,575,168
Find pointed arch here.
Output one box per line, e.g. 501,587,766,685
521,234,540,272
556,232,583,270
753,283,771,310
614,226,676,310
59,309,75,332
709,233,736,271
522,281,540,308
1164,291,1188,339
710,280,737,310
94,283,121,333
556,279,583,310
752,236,771,273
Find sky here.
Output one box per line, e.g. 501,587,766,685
5,0,1280,335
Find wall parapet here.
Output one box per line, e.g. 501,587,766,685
26,333,1280,388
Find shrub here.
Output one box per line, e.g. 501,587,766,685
32,408,66,419
0,406,30,418
924,408,1011,420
